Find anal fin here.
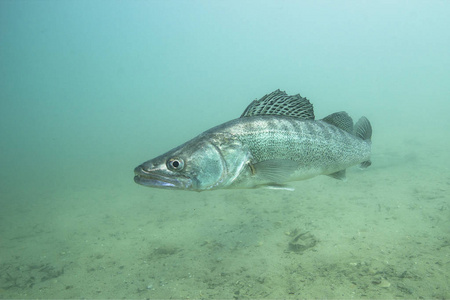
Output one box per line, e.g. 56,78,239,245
359,160,371,169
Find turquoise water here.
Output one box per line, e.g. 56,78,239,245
1,1,449,298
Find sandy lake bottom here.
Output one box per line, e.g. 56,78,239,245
1,133,449,299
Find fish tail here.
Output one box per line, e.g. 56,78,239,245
355,116,372,169
354,116,372,141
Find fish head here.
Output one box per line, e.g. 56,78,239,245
134,134,251,191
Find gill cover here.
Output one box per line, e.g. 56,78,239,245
184,134,251,190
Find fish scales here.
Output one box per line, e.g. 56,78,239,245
134,89,372,191
212,116,369,179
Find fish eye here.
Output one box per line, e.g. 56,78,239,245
167,158,184,171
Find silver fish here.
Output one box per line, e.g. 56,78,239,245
134,90,372,191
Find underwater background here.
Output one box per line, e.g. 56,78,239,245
1,0,449,298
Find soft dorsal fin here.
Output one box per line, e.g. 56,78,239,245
322,112,353,134
240,89,315,120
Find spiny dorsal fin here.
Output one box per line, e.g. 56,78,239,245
240,89,315,120
322,112,353,134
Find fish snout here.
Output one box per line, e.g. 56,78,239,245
133,161,192,190
134,163,153,175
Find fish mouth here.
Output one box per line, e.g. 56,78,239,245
134,165,184,189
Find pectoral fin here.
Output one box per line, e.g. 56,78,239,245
251,159,299,183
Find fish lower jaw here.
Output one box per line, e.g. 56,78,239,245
134,166,192,190
133,175,173,188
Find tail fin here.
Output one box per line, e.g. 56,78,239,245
354,116,372,141
355,116,372,169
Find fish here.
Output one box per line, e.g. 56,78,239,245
134,89,372,191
